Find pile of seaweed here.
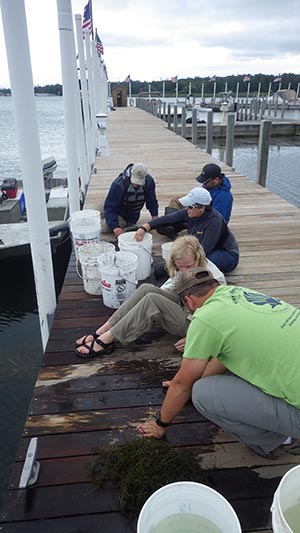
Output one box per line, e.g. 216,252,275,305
86,438,210,520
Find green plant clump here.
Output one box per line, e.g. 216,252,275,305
86,438,210,520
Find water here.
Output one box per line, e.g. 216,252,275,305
284,503,300,532
152,513,222,533
0,96,66,511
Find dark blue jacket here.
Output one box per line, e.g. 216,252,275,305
204,175,233,223
148,206,239,257
104,163,159,230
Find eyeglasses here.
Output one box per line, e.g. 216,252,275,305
187,204,202,210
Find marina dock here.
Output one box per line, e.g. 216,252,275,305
1,106,300,531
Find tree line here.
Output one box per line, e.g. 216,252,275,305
1,73,299,97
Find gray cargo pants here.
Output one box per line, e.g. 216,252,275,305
109,283,190,345
192,373,300,456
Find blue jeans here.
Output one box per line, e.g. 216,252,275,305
207,250,239,273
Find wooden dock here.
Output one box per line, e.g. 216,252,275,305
1,107,300,531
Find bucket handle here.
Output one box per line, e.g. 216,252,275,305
76,258,84,279
117,269,138,286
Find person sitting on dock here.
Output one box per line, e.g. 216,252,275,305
156,163,233,240
101,163,159,237
137,267,300,459
135,187,239,274
75,236,226,358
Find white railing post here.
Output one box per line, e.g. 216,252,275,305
0,0,56,350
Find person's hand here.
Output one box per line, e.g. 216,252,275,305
137,419,166,439
174,337,186,352
113,227,123,237
135,228,146,241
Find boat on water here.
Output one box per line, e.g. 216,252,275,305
0,156,72,295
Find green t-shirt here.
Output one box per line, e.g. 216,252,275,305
184,285,300,407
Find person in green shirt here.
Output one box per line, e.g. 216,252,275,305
137,267,300,458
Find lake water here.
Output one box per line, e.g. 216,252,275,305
0,95,299,511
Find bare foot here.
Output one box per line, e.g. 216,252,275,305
95,321,112,336
75,338,105,356
76,333,97,346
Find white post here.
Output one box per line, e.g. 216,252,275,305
235,82,239,100
278,81,282,91
288,82,291,90
1,0,56,350
212,81,216,103
75,14,93,172
162,80,165,99
297,83,300,98
246,82,250,99
201,83,204,102
224,81,228,92
84,30,97,157
189,81,192,94
148,83,151,100
257,82,261,100
175,81,178,99
57,0,80,211
129,80,132,99
92,43,101,112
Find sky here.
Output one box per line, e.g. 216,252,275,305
0,0,300,88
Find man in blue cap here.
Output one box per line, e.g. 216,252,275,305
156,163,233,241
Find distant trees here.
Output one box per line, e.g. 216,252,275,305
1,73,299,98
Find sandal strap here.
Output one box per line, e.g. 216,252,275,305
94,338,115,354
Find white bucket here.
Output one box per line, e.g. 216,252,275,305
97,251,138,309
137,481,242,533
161,241,173,262
77,242,115,295
69,209,101,258
271,464,300,532
118,232,153,281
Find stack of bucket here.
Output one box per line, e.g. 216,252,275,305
69,209,101,258
77,242,115,295
98,251,138,309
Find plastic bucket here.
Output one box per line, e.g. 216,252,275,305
69,209,101,258
77,242,115,295
118,231,153,281
271,465,300,532
137,481,242,533
98,251,138,309
161,241,173,262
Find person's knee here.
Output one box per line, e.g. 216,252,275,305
192,378,215,417
135,283,156,297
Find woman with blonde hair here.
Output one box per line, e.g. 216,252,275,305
75,236,225,358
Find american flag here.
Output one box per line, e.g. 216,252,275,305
243,75,250,82
273,76,281,83
95,30,104,56
208,76,216,83
124,74,131,83
171,75,177,83
82,1,93,36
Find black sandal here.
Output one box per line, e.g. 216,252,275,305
75,337,115,359
76,333,98,347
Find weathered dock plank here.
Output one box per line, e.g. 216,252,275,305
1,106,300,532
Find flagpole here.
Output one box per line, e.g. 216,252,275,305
235,82,239,101
267,82,272,99
148,83,151,100
201,83,204,104
257,82,261,99
162,80,165,99
175,80,178,100
89,0,93,39
296,83,300,98
129,80,132,99
246,81,250,99
213,81,216,103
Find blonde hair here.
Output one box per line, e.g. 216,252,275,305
167,235,206,277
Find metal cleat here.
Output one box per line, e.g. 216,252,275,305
19,437,40,488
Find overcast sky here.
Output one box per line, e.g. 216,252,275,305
0,0,299,87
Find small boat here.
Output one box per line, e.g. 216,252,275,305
0,160,72,295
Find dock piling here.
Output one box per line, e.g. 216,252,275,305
256,120,272,187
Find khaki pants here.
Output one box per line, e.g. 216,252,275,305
109,283,190,345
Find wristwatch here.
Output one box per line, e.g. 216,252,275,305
154,410,171,428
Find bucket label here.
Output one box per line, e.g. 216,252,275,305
116,279,127,302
